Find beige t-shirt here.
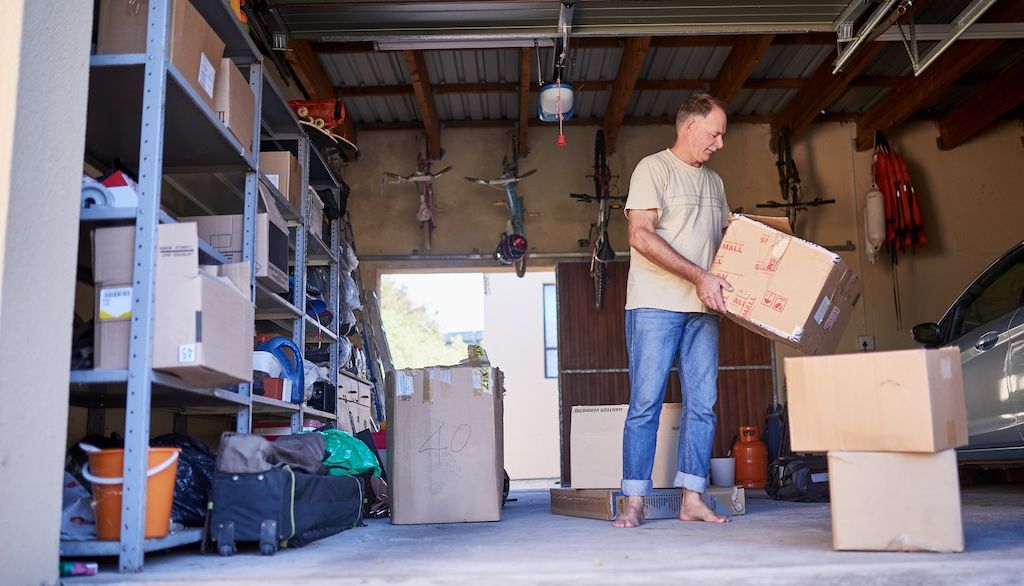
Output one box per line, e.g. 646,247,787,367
624,148,730,313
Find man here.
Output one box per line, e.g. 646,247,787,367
613,93,733,528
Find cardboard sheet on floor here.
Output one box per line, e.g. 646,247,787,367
550,486,745,520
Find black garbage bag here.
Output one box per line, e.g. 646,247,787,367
151,434,217,526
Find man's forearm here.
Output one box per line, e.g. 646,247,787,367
631,228,707,285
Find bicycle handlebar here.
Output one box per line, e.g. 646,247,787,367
570,193,627,202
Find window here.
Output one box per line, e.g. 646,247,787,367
543,283,558,378
948,247,1024,339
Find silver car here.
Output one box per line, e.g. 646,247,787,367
912,241,1024,462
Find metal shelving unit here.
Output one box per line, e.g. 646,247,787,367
66,1,348,572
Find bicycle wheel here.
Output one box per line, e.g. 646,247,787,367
514,254,527,278
592,260,606,310
594,130,608,197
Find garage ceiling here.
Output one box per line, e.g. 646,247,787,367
252,0,1024,155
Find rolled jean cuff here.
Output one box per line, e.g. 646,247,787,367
674,471,707,493
621,478,653,497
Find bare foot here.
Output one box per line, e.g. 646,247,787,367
613,496,646,528
679,489,730,523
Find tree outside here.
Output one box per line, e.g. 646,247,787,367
380,278,472,369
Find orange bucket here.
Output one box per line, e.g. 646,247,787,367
83,447,180,540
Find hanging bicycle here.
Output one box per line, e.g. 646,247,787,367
756,126,834,233
569,129,625,310
465,137,536,277
381,151,451,252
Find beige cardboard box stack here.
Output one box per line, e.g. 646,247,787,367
387,364,504,524
712,214,862,355
180,184,289,293
784,347,968,552
92,223,255,387
96,0,225,112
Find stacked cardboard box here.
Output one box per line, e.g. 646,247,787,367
386,364,504,524
784,347,968,552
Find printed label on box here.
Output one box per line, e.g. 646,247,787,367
99,287,133,320
396,372,414,398
178,344,197,364
266,174,281,189
941,358,953,379
198,53,215,98
814,296,832,324
824,306,841,330
440,369,452,384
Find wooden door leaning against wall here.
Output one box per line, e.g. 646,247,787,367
555,261,775,484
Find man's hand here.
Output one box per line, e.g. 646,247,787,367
696,271,733,313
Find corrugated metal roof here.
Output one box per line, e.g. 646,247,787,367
290,0,1022,128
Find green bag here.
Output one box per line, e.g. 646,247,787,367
319,429,381,477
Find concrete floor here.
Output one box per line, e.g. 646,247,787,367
66,482,1024,585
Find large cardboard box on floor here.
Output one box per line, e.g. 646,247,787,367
570,404,681,489
180,184,289,292
387,364,504,524
711,214,862,355
261,151,303,211
92,223,254,386
96,0,224,112
828,450,963,552
214,58,255,153
550,486,745,521
785,348,967,452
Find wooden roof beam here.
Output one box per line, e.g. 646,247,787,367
936,58,1024,151
286,39,357,145
854,40,1003,150
709,34,775,104
603,36,651,155
402,50,442,159
518,47,530,158
855,1,1024,150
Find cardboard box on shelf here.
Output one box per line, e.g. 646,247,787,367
261,151,303,211
308,188,325,240
828,450,963,552
785,348,967,452
570,404,681,489
214,58,255,153
180,184,289,293
711,214,862,355
253,418,321,440
387,365,504,524
96,0,225,112
550,486,745,521
92,223,254,386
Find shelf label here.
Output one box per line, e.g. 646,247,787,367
198,53,215,99
178,344,197,364
98,287,132,320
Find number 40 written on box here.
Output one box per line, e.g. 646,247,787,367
419,422,472,464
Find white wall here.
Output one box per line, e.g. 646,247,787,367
484,271,560,480
0,1,93,584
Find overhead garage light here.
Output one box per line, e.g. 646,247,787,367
374,38,554,51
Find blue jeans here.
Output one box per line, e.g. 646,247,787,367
622,309,720,496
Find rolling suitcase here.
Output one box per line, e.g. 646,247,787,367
210,465,362,556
